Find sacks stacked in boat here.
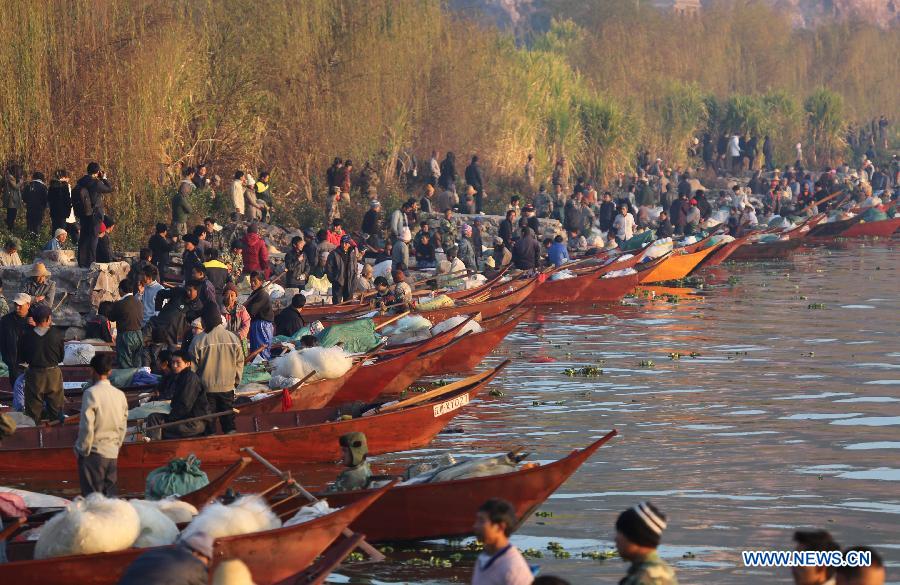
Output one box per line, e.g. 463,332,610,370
402,452,525,485
381,315,433,345
430,315,483,337
63,343,96,365
270,346,353,387
415,294,454,311
643,237,673,260
602,267,638,279
180,495,280,541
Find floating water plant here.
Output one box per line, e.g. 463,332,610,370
807,303,826,309
639,359,655,367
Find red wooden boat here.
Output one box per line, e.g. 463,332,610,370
235,361,364,416
700,233,754,267
0,484,390,585
839,216,900,238
728,235,802,261
377,327,482,395
526,264,605,305
330,315,477,404
580,268,643,302
322,431,617,542
427,306,528,375
0,363,507,472
638,244,722,283
808,214,864,237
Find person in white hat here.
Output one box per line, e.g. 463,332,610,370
0,293,31,388
43,228,68,252
23,262,57,308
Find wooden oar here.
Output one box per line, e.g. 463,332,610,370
373,310,410,331
355,269,469,303
141,408,240,433
250,370,317,398
239,446,386,562
377,357,508,415
800,189,845,215
244,344,268,364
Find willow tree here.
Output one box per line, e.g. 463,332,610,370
804,88,845,166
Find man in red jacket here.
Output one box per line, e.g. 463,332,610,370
241,223,270,278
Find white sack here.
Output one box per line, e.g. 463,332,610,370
152,497,199,524
431,316,483,338
284,500,336,527
549,270,576,281
602,268,638,279
63,343,96,366
129,500,179,547
272,346,352,382
643,238,673,260
34,494,141,559
181,495,281,541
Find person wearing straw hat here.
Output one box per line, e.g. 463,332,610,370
615,501,677,585
18,303,65,424
23,262,57,308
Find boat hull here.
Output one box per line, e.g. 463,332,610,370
322,431,617,542
638,245,720,283
839,217,900,238
427,307,527,375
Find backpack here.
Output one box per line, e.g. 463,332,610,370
72,183,92,218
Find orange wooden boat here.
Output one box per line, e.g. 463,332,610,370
323,431,617,542
839,216,900,238
526,264,605,305
580,268,643,302
428,306,528,375
0,363,506,472
0,484,390,585
700,233,754,267
638,244,721,283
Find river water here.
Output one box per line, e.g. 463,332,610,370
7,240,898,583
336,239,899,584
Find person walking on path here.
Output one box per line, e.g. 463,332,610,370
75,353,127,496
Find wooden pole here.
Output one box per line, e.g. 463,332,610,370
142,408,240,433
239,446,386,562
373,310,410,331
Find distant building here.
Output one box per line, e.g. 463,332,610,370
653,0,702,16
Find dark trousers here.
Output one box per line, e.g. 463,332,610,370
474,190,484,214
23,366,64,424
5,208,16,230
26,210,44,234
78,214,99,267
78,452,118,497
116,330,145,368
146,412,206,440
332,284,351,304
50,215,68,234
206,391,235,433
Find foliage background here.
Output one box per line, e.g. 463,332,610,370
0,0,895,247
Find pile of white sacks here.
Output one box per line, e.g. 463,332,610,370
269,346,354,388
32,492,336,559
380,314,483,346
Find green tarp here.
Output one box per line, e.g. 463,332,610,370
619,230,656,251
317,319,382,353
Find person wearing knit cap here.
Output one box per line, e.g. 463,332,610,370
615,501,677,585
118,531,212,585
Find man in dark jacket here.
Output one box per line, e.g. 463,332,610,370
498,210,517,251
107,280,144,368
762,135,774,171
0,293,31,390
18,304,65,423
464,155,485,213
512,227,541,270
655,211,675,238
694,190,712,220
563,196,583,235
669,194,689,236
22,172,48,234
47,169,73,234
325,235,359,304
148,223,174,280
74,162,113,268
302,229,319,270
149,283,203,347
245,271,275,360
201,249,231,308
361,200,383,248
283,236,308,289
181,235,203,284
597,192,617,232
274,294,306,337
146,350,210,439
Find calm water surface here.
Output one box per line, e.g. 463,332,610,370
8,240,898,584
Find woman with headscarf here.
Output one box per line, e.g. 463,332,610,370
457,224,477,272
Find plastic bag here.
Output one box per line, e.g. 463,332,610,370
145,455,209,500
63,343,96,365
416,294,454,311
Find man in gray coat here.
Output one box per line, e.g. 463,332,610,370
189,304,243,434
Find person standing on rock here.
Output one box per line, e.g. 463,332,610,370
3,164,24,231
107,279,145,368
524,153,535,189
229,171,246,218
74,162,113,268
325,235,359,304
245,271,274,360
18,304,65,424
22,171,48,234
48,169,73,236
172,167,195,238
465,155,485,214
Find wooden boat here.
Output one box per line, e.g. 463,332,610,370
378,329,480,395
234,361,364,416
329,315,477,404
638,244,721,284
700,233,754,267
580,267,643,302
0,484,390,585
321,430,617,542
727,236,802,260
526,264,605,305
275,532,366,585
428,306,528,375
839,216,900,238
0,363,507,472
808,214,864,237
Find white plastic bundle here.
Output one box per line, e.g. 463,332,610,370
643,238,673,260
602,268,638,279
272,346,353,382
681,235,698,245
152,497,199,524
284,500,336,527
268,374,300,390
181,495,281,541
461,274,487,290
431,316,483,338
264,283,285,300
711,209,730,224
381,315,432,337
63,343,96,365
129,500,179,547
550,270,576,281
373,259,394,281
34,494,141,559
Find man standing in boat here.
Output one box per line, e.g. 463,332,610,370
327,432,372,492
471,498,534,585
18,304,65,423
615,501,678,585
75,353,128,496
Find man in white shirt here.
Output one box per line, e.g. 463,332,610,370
471,498,533,585
429,150,441,186
728,134,742,174
75,353,128,496
612,204,636,243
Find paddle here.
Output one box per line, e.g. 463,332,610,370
249,370,317,398
376,357,509,415
141,408,240,434
239,446,386,562
373,310,410,331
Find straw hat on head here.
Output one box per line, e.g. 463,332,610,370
31,263,51,278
